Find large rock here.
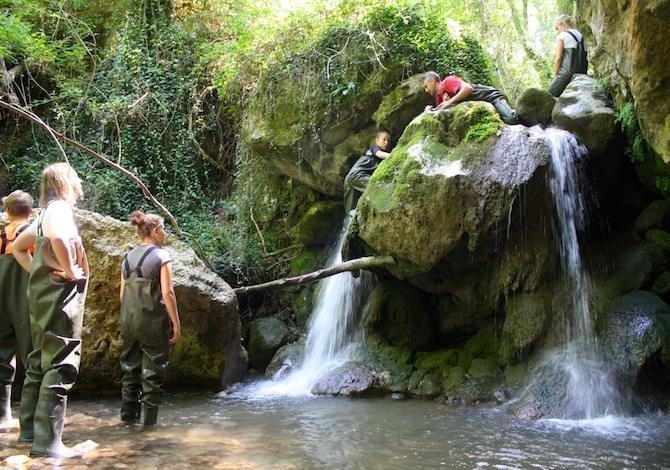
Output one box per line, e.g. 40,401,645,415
0,209,247,395
356,104,550,273
311,361,385,396
247,316,290,371
516,87,556,126
552,74,618,158
74,210,247,394
578,0,670,163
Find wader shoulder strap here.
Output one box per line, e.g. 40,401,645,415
123,245,159,279
566,30,585,50
0,224,29,254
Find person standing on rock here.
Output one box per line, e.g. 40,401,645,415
119,210,180,427
422,72,519,124
548,15,588,97
343,129,392,213
12,163,89,459
0,190,36,437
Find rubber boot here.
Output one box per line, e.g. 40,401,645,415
18,386,39,442
143,406,158,426
120,401,141,425
0,384,12,426
30,398,82,459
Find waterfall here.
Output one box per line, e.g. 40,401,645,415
529,127,622,419
250,213,376,396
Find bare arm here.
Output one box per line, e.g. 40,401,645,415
119,272,125,302
11,230,36,273
51,235,86,280
437,82,473,109
553,39,565,77
160,261,180,345
373,149,391,159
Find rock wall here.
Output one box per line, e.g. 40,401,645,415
577,0,670,163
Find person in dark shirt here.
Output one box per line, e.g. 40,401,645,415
343,130,391,213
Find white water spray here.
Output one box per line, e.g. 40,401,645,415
249,213,376,396
531,127,620,419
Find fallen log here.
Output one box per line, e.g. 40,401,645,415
234,255,396,295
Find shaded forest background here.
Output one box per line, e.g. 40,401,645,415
1,0,579,293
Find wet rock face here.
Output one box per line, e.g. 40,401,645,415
0,210,247,395
578,0,670,164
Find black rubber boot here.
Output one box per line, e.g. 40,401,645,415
30,398,82,459
0,384,12,425
143,406,158,426
120,402,141,425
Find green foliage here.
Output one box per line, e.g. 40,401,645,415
615,102,654,164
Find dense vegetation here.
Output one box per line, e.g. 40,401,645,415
1,0,574,288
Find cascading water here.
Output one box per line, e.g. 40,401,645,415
250,213,376,396
528,127,622,419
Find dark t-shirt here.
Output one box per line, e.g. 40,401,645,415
122,245,172,280
348,145,384,176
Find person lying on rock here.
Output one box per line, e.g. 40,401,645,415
422,72,519,125
343,129,392,214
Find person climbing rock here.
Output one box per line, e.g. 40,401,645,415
422,72,519,125
119,210,180,427
0,190,36,439
548,14,588,97
343,129,392,213
12,163,89,459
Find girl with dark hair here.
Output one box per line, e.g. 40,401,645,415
119,210,180,427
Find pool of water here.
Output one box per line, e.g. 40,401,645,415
2,377,670,469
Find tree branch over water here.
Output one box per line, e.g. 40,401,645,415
0,99,215,272
233,255,396,295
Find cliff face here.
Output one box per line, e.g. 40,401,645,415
577,0,670,163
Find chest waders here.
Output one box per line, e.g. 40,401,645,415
548,31,588,97
24,208,88,458
343,152,383,213
119,246,170,426
466,85,519,125
0,225,33,427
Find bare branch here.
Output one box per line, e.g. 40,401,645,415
233,255,396,296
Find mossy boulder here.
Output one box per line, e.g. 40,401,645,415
356,107,550,274
516,87,556,126
635,200,670,234
295,200,345,246
248,317,291,372
364,279,434,350
502,291,551,353
265,341,306,381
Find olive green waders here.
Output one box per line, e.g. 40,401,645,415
23,228,88,459
120,246,170,426
0,224,38,440
466,85,519,125
0,252,36,430
548,47,588,97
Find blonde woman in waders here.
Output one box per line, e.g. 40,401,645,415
119,210,180,427
12,163,88,459
0,191,35,437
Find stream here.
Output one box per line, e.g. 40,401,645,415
2,378,670,469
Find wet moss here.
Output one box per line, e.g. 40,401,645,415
415,349,459,380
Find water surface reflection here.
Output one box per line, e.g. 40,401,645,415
1,377,669,469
